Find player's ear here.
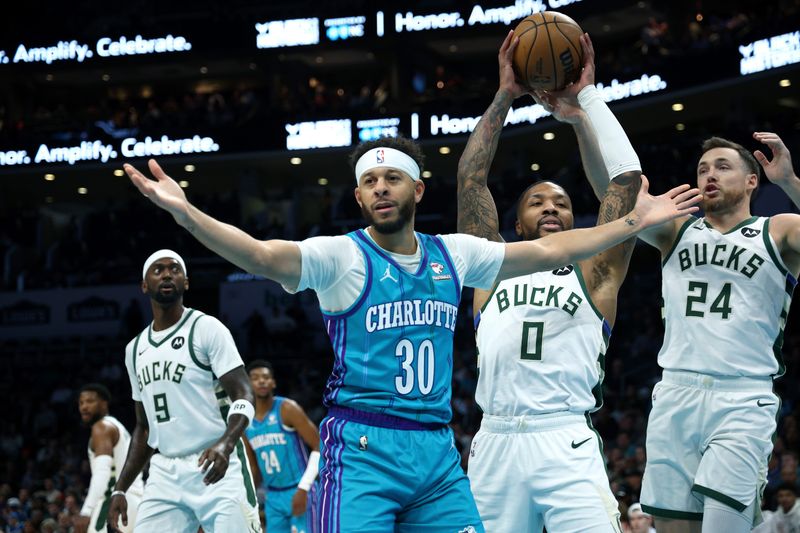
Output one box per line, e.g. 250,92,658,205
184,277,189,290
414,179,425,204
515,219,523,237
354,186,363,207
141,279,147,293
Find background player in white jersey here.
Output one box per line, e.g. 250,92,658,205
637,132,800,533
459,31,642,533
74,383,144,533
107,250,261,533
122,134,698,531
245,360,320,533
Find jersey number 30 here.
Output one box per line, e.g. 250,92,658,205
395,339,435,395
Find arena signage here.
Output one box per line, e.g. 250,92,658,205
739,30,800,75
425,73,668,137
285,119,352,150
323,16,366,41
256,18,320,49
0,34,192,65
0,134,220,167
384,0,582,34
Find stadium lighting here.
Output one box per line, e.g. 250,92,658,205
318,178,328,185
531,163,540,171
672,103,684,111
44,173,55,181
290,157,302,165
184,164,196,172
113,169,124,177
676,123,686,131
780,79,792,87
543,132,555,140
77,187,88,194
438,146,450,154
422,170,432,178
178,180,189,188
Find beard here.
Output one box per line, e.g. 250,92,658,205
149,284,184,304
702,188,746,213
361,198,415,234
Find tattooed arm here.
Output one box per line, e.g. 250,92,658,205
457,29,527,242
458,30,529,313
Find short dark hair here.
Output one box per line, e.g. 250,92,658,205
701,137,761,197
79,383,111,403
777,482,798,495
348,135,425,176
246,359,274,375
515,180,569,218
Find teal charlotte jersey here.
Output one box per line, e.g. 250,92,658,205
321,229,462,424
245,396,310,490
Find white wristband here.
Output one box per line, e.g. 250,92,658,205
227,399,255,424
577,84,641,180
297,450,320,491
111,490,126,498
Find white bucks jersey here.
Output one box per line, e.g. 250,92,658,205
126,309,239,457
475,264,610,416
660,216,796,377
88,416,144,496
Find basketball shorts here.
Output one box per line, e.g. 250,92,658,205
468,411,621,533
641,370,778,522
134,440,261,533
265,483,319,533
317,406,484,533
92,487,142,533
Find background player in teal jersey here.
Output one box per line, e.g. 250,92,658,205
124,135,699,531
245,360,319,533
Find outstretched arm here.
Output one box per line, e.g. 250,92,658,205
124,160,302,289
457,30,528,242
498,178,701,280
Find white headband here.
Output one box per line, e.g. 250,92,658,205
354,147,420,184
142,249,187,279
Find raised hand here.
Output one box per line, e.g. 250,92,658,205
124,159,191,225
498,30,529,100
753,132,797,186
531,33,596,124
633,175,702,228
198,438,233,485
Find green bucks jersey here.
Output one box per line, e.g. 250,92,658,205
124,308,245,457
475,265,610,415
659,216,795,377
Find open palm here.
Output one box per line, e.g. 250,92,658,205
124,160,190,223
634,175,702,228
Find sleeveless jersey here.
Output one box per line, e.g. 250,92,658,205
88,415,144,496
245,396,309,491
128,309,235,456
659,216,796,377
321,230,462,424
475,264,610,416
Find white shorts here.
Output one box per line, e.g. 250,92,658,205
135,442,261,533
92,489,142,533
640,370,778,521
467,412,621,533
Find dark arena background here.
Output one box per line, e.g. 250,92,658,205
1,0,799,531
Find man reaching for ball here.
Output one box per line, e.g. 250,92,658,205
460,30,641,533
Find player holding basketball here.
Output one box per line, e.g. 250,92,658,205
637,130,800,533
74,383,144,533
245,360,320,533
107,250,261,533
460,30,641,532
123,129,699,530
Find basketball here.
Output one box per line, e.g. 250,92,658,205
512,11,584,91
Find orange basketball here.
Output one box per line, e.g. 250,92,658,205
512,11,584,91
